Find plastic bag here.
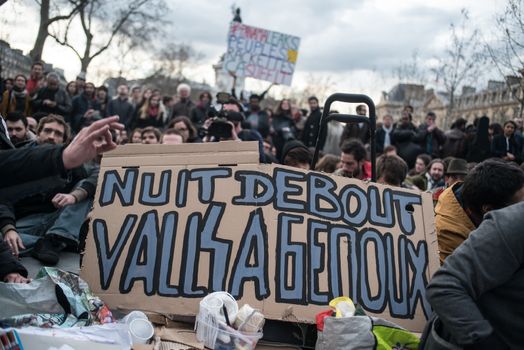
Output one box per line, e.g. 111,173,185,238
316,315,420,350
0,267,113,328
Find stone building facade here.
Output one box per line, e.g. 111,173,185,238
0,40,32,79
0,40,64,82
377,78,523,128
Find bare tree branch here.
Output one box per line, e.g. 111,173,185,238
48,31,82,59
485,0,524,118
49,0,168,72
45,0,87,26
431,10,485,128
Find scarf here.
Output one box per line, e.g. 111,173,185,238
148,105,160,119
382,125,393,147
11,86,27,99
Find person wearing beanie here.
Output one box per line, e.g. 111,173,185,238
281,140,312,170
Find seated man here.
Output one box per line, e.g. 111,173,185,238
406,159,445,191
431,157,468,203
281,140,312,170
376,154,408,187
161,128,184,145
435,159,524,263
427,201,524,349
141,126,161,144
0,115,94,265
333,139,371,180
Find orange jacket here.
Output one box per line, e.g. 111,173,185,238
0,90,32,117
434,183,475,264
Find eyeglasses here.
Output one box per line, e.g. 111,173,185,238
176,127,188,132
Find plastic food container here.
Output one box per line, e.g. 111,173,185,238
195,314,263,350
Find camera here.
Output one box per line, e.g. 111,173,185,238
207,117,233,139
200,92,245,140
278,126,295,142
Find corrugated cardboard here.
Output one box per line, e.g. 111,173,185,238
81,141,438,332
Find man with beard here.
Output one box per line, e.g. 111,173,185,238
71,82,101,133
301,96,325,149
333,139,372,180
0,115,94,265
26,62,45,96
31,72,72,119
33,114,70,146
5,112,34,147
407,158,445,191
0,75,31,116
245,93,271,138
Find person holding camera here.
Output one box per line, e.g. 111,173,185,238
71,82,102,133
203,93,266,163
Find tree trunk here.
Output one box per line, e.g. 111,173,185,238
80,33,93,73
80,57,91,73
446,88,455,130
29,0,50,62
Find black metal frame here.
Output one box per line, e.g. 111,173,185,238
311,93,377,182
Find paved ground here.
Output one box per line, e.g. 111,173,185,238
21,252,81,278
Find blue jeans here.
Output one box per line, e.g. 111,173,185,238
17,199,92,250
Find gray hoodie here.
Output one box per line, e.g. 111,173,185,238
426,201,524,349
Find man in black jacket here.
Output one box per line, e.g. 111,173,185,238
301,96,325,149
416,111,446,158
107,85,134,129
0,117,120,265
392,112,423,169
31,73,72,118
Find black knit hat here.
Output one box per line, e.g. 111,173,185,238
281,140,309,163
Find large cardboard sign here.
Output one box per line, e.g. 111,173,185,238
82,142,439,332
222,22,300,85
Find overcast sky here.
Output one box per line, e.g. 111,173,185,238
0,0,505,103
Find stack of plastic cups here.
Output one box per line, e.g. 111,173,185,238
196,297,224,348
123,311,154,345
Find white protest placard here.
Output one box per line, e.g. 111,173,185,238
223,22,300,86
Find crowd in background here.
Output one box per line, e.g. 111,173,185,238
2,62,524,203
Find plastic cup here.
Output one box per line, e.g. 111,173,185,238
123,310,148,325
202,296,224,317
129,318,154,345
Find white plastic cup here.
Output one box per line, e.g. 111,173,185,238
202,297,224,317
129,318,154,345
123,310,148,325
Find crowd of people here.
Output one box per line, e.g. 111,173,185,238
2,61,524,349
